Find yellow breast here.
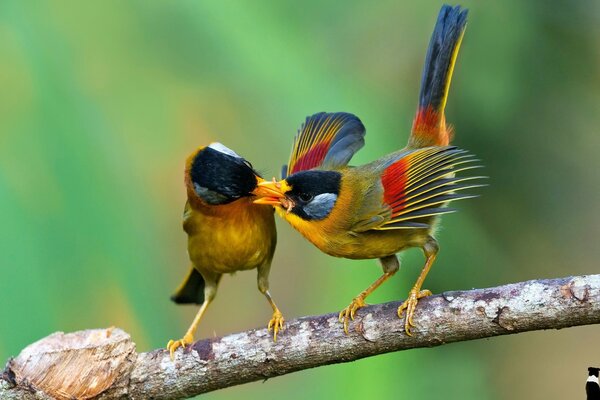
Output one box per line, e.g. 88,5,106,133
186,198,276,275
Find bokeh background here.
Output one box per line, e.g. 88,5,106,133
1,1,599,399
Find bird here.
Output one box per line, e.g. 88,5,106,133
166,142,282,359
253,5,482,335
588,367,600,400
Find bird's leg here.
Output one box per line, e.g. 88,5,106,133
398,236,439,336
167,272,220,359
339,255,399,334
257,263,285,341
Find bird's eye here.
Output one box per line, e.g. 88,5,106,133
298,193,314,203
243,160,253,169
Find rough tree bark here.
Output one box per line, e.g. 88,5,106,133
2,274,599,400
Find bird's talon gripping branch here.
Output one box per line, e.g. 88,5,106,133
267,310,285,341
397,288,432,335
338,296,367,334
166,332,194,360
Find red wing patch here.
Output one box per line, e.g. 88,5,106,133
292,142,331,173
284,112,365,177
377,146,484,229
381,157,410,207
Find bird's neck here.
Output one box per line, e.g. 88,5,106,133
188,192,256,217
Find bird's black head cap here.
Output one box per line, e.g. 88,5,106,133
189,143,259,205
284,170,341,220
590,367,600,377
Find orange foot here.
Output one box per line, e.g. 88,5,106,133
166,332,194,360
338,296,366,334
397,288,432,336
267,309,285,341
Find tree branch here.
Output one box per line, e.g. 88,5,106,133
2,274,599,399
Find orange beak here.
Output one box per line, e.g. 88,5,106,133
252,178,294,212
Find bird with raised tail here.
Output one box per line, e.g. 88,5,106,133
253,5,484,335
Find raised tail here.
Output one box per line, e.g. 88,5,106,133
409,5,468,148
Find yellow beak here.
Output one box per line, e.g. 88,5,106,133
252,178,286,205
252,178,294,211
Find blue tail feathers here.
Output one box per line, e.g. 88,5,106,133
418,5,468,111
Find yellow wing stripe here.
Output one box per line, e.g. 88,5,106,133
287,113,360,175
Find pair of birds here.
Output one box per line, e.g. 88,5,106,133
167,4,482,358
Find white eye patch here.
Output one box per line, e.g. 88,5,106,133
208,142,241,159
303,193,338,220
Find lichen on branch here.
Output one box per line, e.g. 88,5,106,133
2,275,599,400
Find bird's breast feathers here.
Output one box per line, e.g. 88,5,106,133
185,199,276,274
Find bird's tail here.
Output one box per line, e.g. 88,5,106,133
408,5,468,148
170,267,205,305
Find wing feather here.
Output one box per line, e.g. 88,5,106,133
375,146,484,230
283,112,365,177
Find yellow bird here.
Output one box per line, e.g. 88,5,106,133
254,5,483,335
167,143,283,358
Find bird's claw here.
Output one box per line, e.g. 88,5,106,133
338,296,367,334
397,288,432,336
267,310,285,341
166,332,194,360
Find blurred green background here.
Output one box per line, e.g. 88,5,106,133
1,1,599,399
